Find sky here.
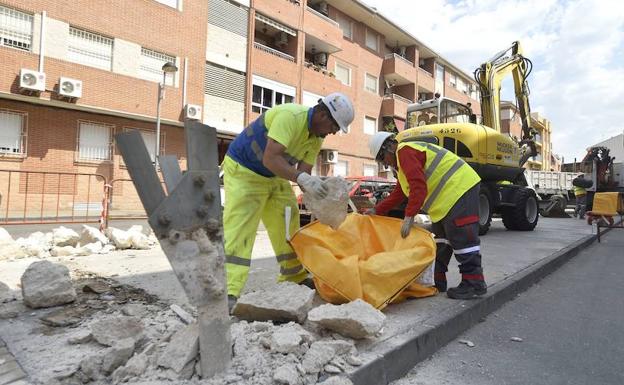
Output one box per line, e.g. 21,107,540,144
364,0,624,162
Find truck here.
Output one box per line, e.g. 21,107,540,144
398,41,539,235
524,170,581,217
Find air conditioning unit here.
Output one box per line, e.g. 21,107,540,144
322,150,338,164
19,68,46,92
58,77,83,98
313,52,328,67
185,104,202,120
275,31,289,47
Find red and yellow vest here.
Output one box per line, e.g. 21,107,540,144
396,142,480,222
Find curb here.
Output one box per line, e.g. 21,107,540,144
349,232,599,385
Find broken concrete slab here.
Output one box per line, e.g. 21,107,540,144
50,245,77,257
273,363,302,385
90,316,145,347
16,231,52,258
68,329,93,345
40,307,84,327
80,225,109,246
233,282,315,323
157,322,199,373
111,352,149,383
102,338,136,374
170,304,194,324
307,299,385,339
82,280,110,294
301,341,338,374
52,226,80,247
0,228,27,260
319,376,354,385
21,260,77,308
271,325,303,354
80,355,103,382
105,227,133,249
76,242,104,256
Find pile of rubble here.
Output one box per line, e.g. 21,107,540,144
0,225,158,260
2,261,385,385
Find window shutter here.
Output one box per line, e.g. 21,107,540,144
208,0,248,37
205,63,246,103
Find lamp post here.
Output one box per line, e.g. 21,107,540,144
155,61,178,167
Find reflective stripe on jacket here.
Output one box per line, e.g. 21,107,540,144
396,141,480,222
574,186,587,197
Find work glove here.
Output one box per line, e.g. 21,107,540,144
297,172,328,199
364,208,376,215
400,216,415,238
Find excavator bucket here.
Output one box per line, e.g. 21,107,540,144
290,213,437,310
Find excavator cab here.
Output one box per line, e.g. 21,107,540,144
407,97,473,127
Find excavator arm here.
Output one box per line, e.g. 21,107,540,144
474,41,537,165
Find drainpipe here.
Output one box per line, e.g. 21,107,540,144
39,11,46,72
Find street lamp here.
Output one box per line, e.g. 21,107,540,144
155,61,178,167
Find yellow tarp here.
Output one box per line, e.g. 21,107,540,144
592,192,623,216
290,213,437,310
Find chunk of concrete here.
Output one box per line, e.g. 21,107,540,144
68,329,93,344
301,341,339,374
233,282,315,323
16,231,52,257
80,355,103,382
271,326,303,354
0,228,27,260
170,304,195,324
76,242,103,256
90,316,144,347
21,261,77,308
127,226,150,249
102,338,136,374
112,352,149,383
274,363,302,385
157,322,199,373
52,226,80,247
104,227,133,249
50,245,77,257
80,225,109,245
307,299,385,339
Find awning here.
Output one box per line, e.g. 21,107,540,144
255,13,297,36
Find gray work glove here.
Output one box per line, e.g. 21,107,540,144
400,216,415,238
297,172,328,199
364,208,376,215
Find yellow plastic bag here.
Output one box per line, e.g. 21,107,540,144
290,213,437,309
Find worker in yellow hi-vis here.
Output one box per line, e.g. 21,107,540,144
223,93,354,311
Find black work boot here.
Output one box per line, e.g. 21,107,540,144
434,273,447,293
228,295,238,314
299,277,316,290
447,280,487,300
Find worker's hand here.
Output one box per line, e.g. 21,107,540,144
364,208,376,215
400,216,415,238
297,172,328,199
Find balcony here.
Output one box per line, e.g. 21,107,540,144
302,61,342,95
254,0,301,28
382,54,417,86
303,7,342,54
417,67,435,93
381,93,413,119
254,42,295,62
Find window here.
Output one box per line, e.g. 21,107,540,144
251,85,294,114
335,63,351,86
363,116,377,135
365,28,378,51
449,73,457,88
0,110,26,155
68,27,113,70
363,164,377,177
140,48,176,85
302,91,322,107
365,73,378,94
77,122,112,161
0,5,33,51
336,14,352,39
435,63,445,95
443,137,455,152
456,140,473,158
334,160,348,177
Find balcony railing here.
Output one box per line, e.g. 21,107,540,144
418,66,433,77
306,6,339,27
254,42,295,62
384,53,414,66
304,61,335,77
384,93,413,104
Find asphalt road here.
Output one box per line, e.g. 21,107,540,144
391,229,624,385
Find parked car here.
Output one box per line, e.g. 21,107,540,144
297,176,397,225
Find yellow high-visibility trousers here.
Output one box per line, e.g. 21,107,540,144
222,156,307,297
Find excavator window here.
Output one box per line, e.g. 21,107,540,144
443,137,456,152
457,140,473,158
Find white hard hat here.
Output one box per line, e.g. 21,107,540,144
369,131,394,159
321,92,354,133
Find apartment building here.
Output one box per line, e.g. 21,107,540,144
0,0,480,219
501,101,557,171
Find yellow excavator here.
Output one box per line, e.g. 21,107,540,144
398,41,538,235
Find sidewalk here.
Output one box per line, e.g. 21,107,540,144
0,216,599,384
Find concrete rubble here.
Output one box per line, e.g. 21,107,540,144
302,177,351,229
0,227,28,260
21,260,77,308
90,316,145,346
307,299,386,339
52,226,81,247
233,282,316,323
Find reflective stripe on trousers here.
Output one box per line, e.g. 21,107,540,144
222,156,307,297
